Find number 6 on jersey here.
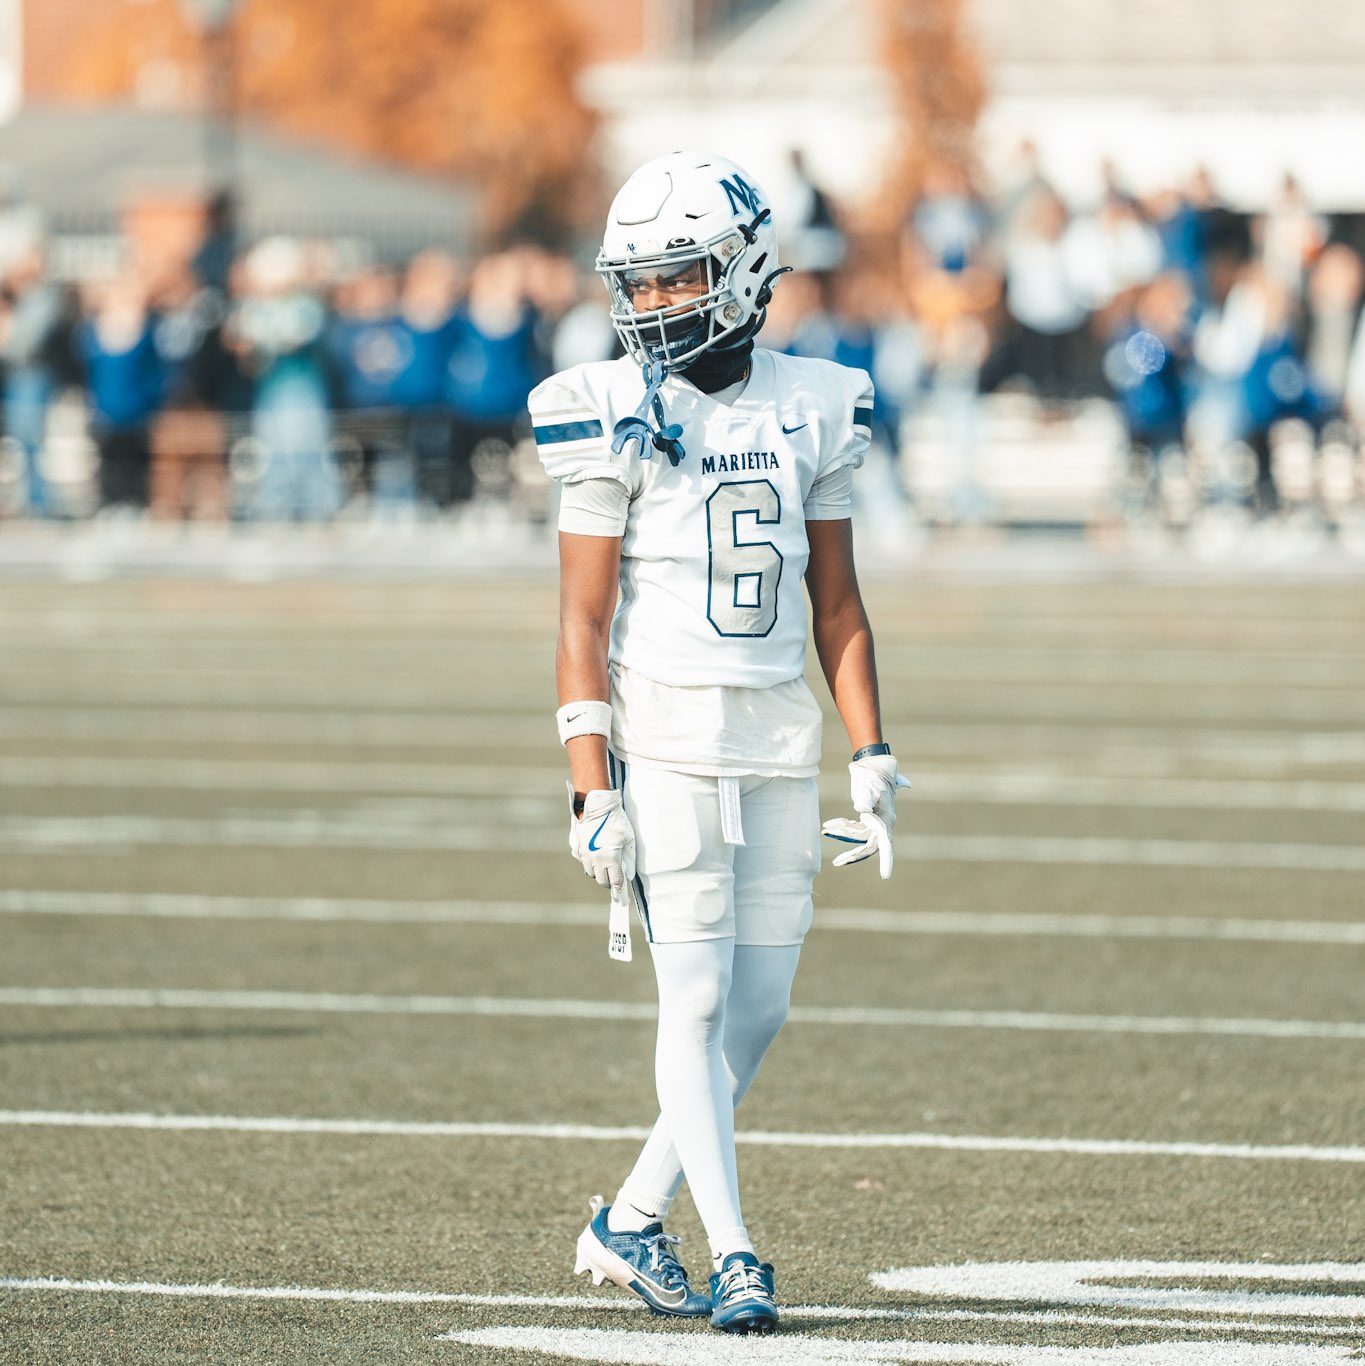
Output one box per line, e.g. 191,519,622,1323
706,479,783,637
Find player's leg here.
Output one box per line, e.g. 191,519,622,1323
607,775,816,1333
720,772,819,1087
611,775,816,1203
574,763,738,1316
611,940,802,1222
706,773,820,1334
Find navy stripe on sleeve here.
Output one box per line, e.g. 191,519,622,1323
534,419,605,445
853,404,874,428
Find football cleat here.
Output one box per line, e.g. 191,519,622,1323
709,1251,779,1334
573,1195,711,1318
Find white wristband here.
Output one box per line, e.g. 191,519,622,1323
556,700,612,746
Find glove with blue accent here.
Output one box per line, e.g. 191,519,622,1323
821,752,912,880
568,783,637,962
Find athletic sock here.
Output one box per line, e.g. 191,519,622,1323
710,1228,755,1272
606,1197,666,1234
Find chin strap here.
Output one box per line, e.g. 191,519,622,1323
611,358,685,466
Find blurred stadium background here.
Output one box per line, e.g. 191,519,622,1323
0,0,1363,546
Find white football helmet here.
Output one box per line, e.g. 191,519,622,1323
596,151,785,370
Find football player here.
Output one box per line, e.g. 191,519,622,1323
531,151,911,1335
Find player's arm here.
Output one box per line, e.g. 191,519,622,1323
806,516,911,878
556,530,621,799
556,528,637,959
805,516,882,752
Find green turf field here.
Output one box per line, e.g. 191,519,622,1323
1,569,1363,1364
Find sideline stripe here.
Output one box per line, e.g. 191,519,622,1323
1,1111,1361,1163
1,987,1361,1041
7,756,1365,813
4,816,1365,873
4,891,1361,946
3,1277,1360,1336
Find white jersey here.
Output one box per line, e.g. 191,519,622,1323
531,348,873,689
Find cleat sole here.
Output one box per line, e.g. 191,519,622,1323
573,1255,607,1288
717,1316,777,1336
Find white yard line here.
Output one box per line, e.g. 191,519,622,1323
5,709,1365,764
0,987,1360,1041
7,756,1365,813
9,653,1365,689
4,891,1360,945
9,639,1365,666
8,684,1363,724
0,1111,1361,1163
0,1276,1360,1338
3,814,1365,873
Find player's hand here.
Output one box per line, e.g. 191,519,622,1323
821,753,912,879
567,784,637,897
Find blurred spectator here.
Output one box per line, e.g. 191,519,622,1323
229,236,339,522
77,273,164,512
326,264,413,505
830,268,921,472
519,245,582,362
1066,190,1163,331
1303,244,1365,422
443,250,545,505
149,268,242,519
193,190,238,296
394,249,464,509
1256,173,1327,302
327,267,409,412
1187,248,1264,476
1,242,67,516
546,270,616,373
1238,267,1318,513
1104,272,1195,509
768,270,842,360
907,160,993,278
1341,266,1365,435
768,148,847,276
1187,255,1315,513
0,170,45,279
993,138,1050,238
980,184,1090,405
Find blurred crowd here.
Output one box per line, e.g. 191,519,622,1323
765,146,1365,528
0,205,600,523
3,146,1365,529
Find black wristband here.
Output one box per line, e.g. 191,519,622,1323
572,793,587,816
851,742,891,762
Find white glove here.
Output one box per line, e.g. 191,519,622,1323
821,753,912,880
567,783,637,962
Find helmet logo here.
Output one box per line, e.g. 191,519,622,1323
719,175,761,218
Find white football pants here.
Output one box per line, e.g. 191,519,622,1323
616,762,820,944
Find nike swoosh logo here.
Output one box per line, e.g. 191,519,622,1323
631,1277,686,1308
587,814,610,851
782,421,807,434
565,712,584,723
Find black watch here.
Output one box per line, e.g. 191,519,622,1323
851,742,891,762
